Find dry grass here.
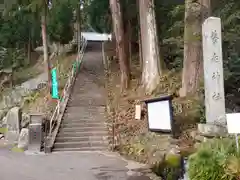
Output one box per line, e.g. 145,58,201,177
22,53,77,119
13,55,44,85
105,47,201,165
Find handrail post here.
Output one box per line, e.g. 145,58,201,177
45,36,88,152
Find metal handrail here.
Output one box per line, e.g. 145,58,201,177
48,37,87,137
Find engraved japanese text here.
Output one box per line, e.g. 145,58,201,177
211,30,219,44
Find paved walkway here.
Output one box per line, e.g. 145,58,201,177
0,148,155,180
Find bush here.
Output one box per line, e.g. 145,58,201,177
48,1,74,45
0,47,25,69
188,138,240,180
152,153,184,180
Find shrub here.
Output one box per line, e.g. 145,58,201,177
188,138,240,180
152,153,184,180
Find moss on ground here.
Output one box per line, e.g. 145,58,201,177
11,146,24,153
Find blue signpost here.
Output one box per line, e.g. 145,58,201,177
51,60,80,100
51,68,59,99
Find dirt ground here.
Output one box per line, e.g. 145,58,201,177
22,53,77,119
104,43,198,166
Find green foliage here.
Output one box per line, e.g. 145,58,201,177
86,0,111,33
224,154,240,179
165,153,182,167
48,0,74,44
7,48,25,68
155,0,240,105
24,91,40,104
0,127,8,133
11,146,24,152
152,153,183,180
0,9,37,48
215,0,240,97
0,47,25,69
161,4,185,71
188,138,240,180
0,6,41,69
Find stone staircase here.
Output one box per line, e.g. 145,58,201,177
52,42,108,152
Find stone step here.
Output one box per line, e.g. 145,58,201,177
69,92,103,98
62,114,104,120
71,90,102,94
65,106,105,113
55,136,108,143
59,126,106,133
72,89,105,94
67,100,105,106
61,123,106,129
62,118,105,124
64,108,105,116
62,113,105,120
72,82,99,87
72,84,97,89
57,131,108,137
52,146,107,152
62,120,105,126
69,95,103,101
53,141,108,149
62,113,103,119
71,89,103,93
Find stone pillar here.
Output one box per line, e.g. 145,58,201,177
28,114,43,153
5,107,22,143
199,17,227,136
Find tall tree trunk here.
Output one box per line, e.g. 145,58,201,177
139,0,161,94
24,43,28,57
123,1,132,67
137,0,143,70
138,30,143,70
110,0,130,90
127,20,132,66
124,19,132,67
41,1,52,94
181,0,211,97
27,32,31,66
76,4,81,52
201,0,211,18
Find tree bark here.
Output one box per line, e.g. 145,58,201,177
125,19,132,67
138,30,143,70
201,0,211,18
139,0,161,94
110,0,130,90
181,0,211,97
136,0,143,70
41,1,52,94
27,32,31,66
76,4,81,52
127,20,132,66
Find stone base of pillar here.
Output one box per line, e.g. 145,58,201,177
197,123,228,137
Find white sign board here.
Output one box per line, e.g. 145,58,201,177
147,100,172,131
226,113,240,134
135,105,141,120
81,32,112,41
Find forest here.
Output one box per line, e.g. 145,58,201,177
0,0,240,179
